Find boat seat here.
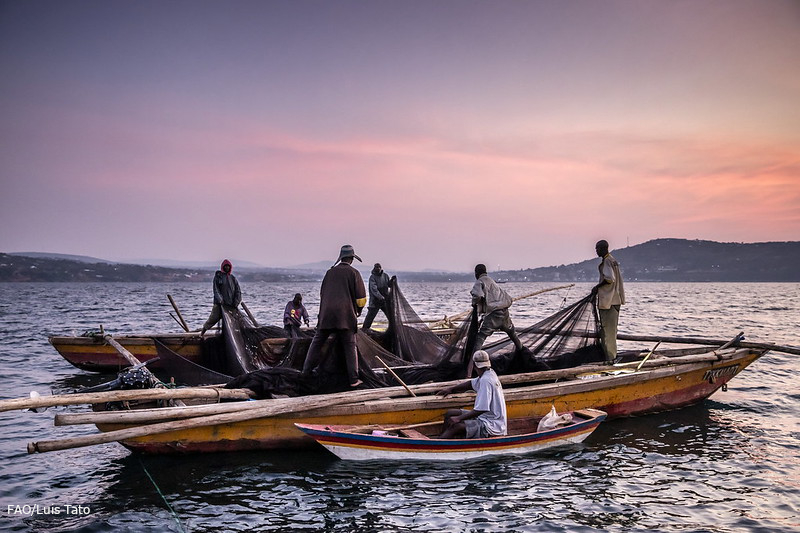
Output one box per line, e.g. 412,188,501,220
399,429,429,439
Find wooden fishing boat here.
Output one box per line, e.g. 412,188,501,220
49,328,457,373
71,344,766,454
294,408,606,461
49,333,209,371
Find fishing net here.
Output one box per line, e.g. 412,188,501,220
153,278,605,398
482,293,605,373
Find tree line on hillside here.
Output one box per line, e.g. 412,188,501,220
2,239,799,282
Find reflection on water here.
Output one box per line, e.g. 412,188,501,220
1,282,799,532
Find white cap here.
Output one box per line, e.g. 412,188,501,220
472,350,491,369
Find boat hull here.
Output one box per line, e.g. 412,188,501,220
107,348,764,454
295,409,606,461
49,334,207,371
51,329,457,373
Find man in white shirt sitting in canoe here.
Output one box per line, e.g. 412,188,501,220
436,350,507,439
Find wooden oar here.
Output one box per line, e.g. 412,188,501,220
375,356,416,397
636,341,661,371
346,420,442,433
167,294,190,332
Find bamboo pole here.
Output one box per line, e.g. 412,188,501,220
167,294,190,332
54,382,449,426
615,333,799,356
241,302,259,327
430,284,575,328
0,387,253,413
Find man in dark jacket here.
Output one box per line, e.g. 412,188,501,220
302,245,367,387
362,263,390,330
200,259,242,336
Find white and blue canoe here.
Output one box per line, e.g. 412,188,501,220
295,408,606,461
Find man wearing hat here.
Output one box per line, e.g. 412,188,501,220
436,350,507,439
302,245,368,387
362,262,390,331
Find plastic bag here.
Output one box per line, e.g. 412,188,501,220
537,405,574,432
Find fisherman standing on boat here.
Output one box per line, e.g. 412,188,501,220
592,240,625,364
471,264,524,353
283,293,310,338
302,245,368,388
200,259,241,337
362,263,390,330
437,350,507,438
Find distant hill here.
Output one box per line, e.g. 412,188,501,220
8,252,116,264
0,253,318,282
2,239,798,282
499,239,800,282
123,258,265,269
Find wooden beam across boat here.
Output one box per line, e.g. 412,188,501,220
28,349,760,453
52,348,726,427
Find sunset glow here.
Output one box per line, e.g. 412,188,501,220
1,1,798,270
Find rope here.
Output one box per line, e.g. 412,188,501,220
138,456,187,533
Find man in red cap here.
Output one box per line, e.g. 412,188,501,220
302,245,367,387
200,259,241,336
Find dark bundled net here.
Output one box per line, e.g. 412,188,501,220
375,277,470,365
160,280,606,398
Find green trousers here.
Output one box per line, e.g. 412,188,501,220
599,305,620,363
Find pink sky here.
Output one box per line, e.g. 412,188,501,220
1,1,798,271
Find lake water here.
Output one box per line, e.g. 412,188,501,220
0,282,798,532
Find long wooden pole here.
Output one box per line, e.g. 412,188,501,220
55,382,450,426
0,387,253,413
615,333,799,356
167,294,190,332
375,356,416,397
